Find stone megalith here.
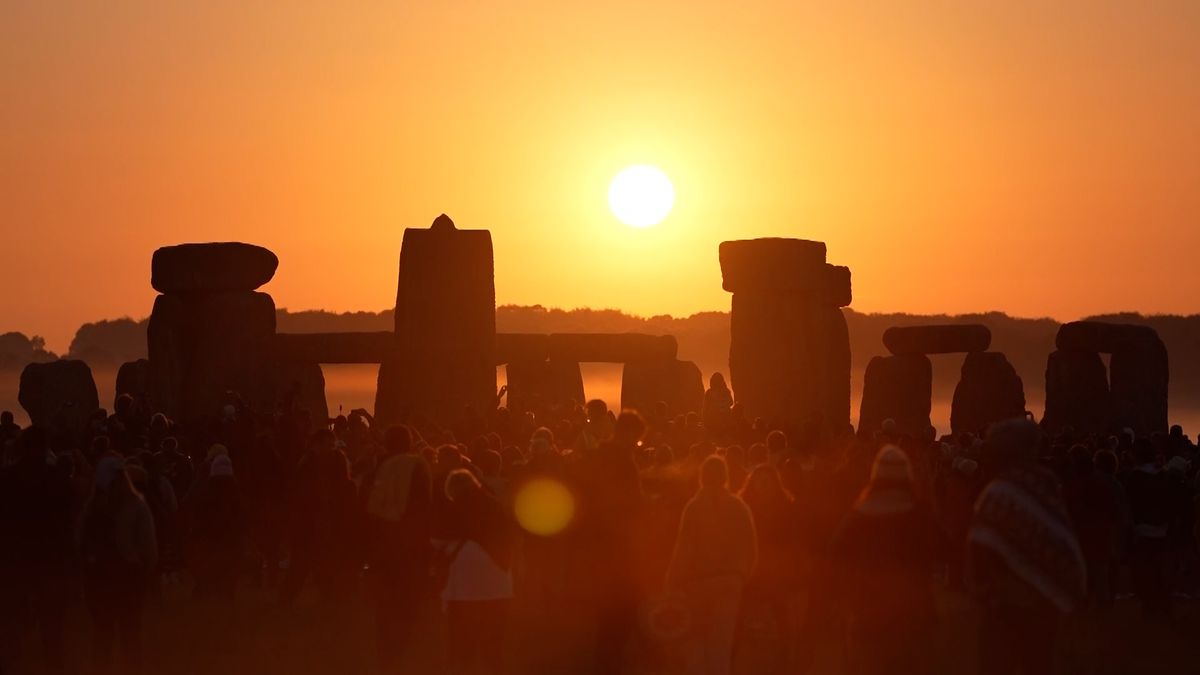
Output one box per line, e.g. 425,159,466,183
375,215,496,427
721,238,852,430
857,354,932,439
115,359,150,406
620,359,705,417
1043,321,1168,435
504,360,585,412
19,360,100,432
883,324,991,356
1043,349,1111,434
271,360,329,423
147,244,278,421
1110,337,1169,434
950,352,1026,435
151,242,278,294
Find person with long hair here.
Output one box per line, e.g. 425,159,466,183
829,446,944,675
78,456,158,674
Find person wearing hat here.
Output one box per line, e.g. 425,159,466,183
828,445,944,675
78,455,158,674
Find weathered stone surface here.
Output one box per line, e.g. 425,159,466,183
1043,349,1110,434
857,354,933,439
729,293,849,427
504,360,585,412
271,332,395,364
823,265,853,308
883,324,991,355
719,239,827,293
148,291,276,421
950,352,1026,435
115,359,150,406
151,243,278,294
496,334,550,365
376,215,496,426
620,359,705,417
546,333,677,364
271,360,329,423
1110,337,1169,434
1056,321,1160,353
18,360,100,432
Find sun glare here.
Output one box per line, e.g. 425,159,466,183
608,165,675,228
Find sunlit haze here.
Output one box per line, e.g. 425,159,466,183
2,1,1198,351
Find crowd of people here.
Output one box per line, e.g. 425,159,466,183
1,375,1198,674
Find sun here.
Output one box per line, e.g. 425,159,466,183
608,165,675,228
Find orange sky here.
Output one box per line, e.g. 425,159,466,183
3,1,1199,352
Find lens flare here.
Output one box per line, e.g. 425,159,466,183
513,478,575,536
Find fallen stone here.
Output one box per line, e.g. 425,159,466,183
950,352,1026,435
18,360,100,432
151,243,278,293
883,324,991,355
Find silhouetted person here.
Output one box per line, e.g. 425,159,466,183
968,419,1085,675
182,454,245,599
1061,445,1125,609
666,455,757,675
0,410,20,446
360,425,433,669
702,373,734,437
1121,437,1186,619
441,468,515,675
0,427,74,673
738,464,801,671
280,429,357,605
78,456,158,674
577,411,645,675
830,446,943,675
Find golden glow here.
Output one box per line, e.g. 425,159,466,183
2,2,1199,352
608,165,675,228
513,478,575,536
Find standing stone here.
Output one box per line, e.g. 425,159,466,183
271,360,329,424
722,238,852,430
504,360,585,412
18,360,100,432
857,354,932,439
115,359,150,407
376,215,496,427
950,352,1026,435
148,290,276,421
1043,349,1110,434
1110,337,1169,435
620,359,704,416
